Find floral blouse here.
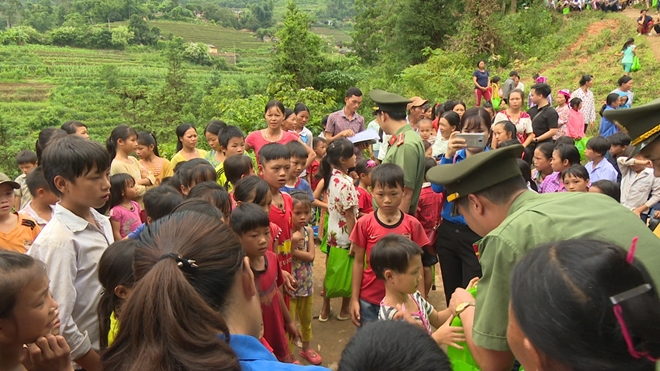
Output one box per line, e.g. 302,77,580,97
554,104,570,139
327,169,359,249
571,87,596,126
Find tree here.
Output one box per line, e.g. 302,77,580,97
183,42,213,66
273,2,324,87
154,37,191,125
351,0,395,65
250,0,273,28
128,14,159,45
111,25,134,49
324,0,355,20
0,0,23,28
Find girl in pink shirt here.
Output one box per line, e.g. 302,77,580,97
566,98,586,139
107,173,142,240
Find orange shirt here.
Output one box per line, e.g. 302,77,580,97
0,213,41,253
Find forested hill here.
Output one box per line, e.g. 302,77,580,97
1,0,659,177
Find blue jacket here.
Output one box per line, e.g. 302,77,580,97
227,334,330,371
599,106,619,138
431,148,489,225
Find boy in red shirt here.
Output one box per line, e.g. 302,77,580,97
415,157,444,298
349,163,430,327
258,144,294,279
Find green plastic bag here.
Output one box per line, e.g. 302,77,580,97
654,0,658,9
631,56,641,72
325,246,353,298
447,286,480,371
575,136,589,162
562,7,570,14
318,212,329,254
491,97,501,111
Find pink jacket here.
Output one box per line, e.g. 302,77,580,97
566,108,585,139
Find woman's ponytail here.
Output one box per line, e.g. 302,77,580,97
319,152,332,193
102,212,244,371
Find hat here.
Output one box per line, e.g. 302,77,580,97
558,89,570,101
426,145,524,202
369,89,413,114
604,98,660,147
407,96,428,111
0,173,20,190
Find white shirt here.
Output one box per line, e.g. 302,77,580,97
19,201,54,229
618,157,660,211
28,204,113,361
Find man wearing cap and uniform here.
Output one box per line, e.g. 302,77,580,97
370,89,426,215
0,172,40,253
425,145,660,371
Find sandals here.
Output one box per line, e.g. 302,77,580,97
300,349,323,365
336,313,351,321
318,308,333,322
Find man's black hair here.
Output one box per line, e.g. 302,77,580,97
230,202,270,236
338,320,452,371
345,87,363,99
259,143,290,165
509,71,519,78
41,135,110,197
144,186,183,222
218,126,245,150
531,83,551,98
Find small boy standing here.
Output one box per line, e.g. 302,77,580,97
230,203,301,363
281,141,315,202
584,137,618,183
19,166,58,229
216,125,246,186
0,172,40,253
307,137,327,192
349,163,429,327
28,136,113,371
14,150,38,211
258,143,294,276
618,154,660,219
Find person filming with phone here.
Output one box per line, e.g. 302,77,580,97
430,107,491,305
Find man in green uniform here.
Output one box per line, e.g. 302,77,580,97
605,98,660,176
426,145,660,371
370,89,426,214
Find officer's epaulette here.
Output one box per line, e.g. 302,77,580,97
21,218,37,230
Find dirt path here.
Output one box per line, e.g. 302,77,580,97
622,7,660,61
302,246,447,369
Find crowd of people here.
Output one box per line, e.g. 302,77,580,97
0,79,660,371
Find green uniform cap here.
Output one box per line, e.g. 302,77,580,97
426,145,524,202
604,98,660,148
369,89,412,113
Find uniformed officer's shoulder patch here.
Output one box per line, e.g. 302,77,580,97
21,218,37,230
396,133,405,147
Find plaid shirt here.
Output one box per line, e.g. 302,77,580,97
538,172,565,194
415,184,444,232
326,108,365,160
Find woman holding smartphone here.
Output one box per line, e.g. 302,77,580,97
430,107,490,304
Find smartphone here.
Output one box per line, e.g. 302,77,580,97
456,133,487,148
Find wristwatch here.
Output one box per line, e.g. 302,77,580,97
456,301,475,318
534,138,539,143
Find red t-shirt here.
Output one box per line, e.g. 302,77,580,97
269,222,282,253
269,192,293,274
257,251,291,362
246,131,299,163
356,186,373,216
415,186,444,233
307,160,320,192
350,211,430,305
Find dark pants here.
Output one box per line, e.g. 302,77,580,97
436,220,482,304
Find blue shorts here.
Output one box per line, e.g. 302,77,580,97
359,298,379,327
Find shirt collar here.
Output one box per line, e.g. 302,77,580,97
227,334,278,362
394,125,414,136
53,203,104,233
506,190,539,217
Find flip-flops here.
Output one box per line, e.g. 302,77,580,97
336,313,351,321
318,308,333,322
